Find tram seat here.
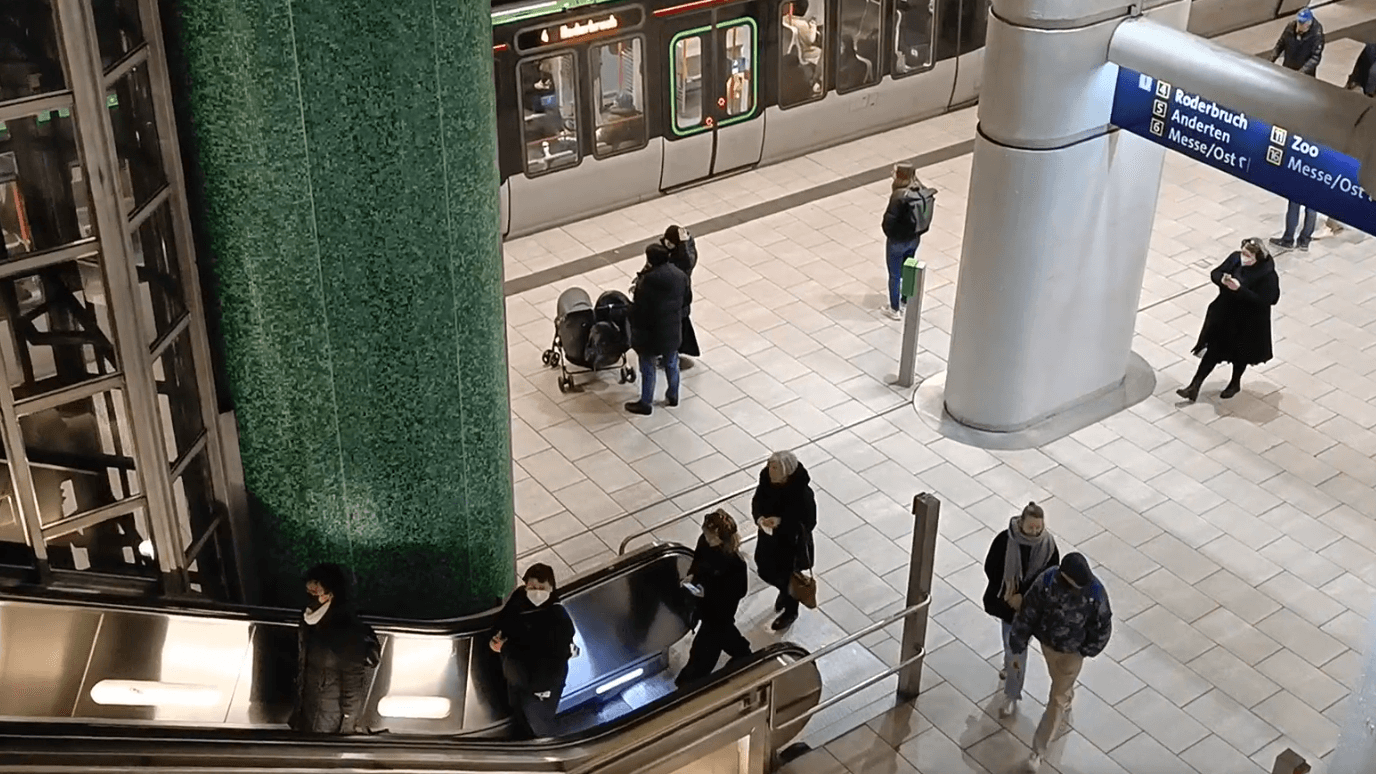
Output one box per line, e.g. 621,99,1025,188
779,24,818,103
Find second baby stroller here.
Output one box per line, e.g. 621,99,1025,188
542,288,635,393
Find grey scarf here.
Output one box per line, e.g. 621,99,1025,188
1003,517,1056,599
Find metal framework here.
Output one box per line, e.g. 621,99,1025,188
0,0,237,600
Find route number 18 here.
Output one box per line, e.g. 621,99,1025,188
1290,135,1320,158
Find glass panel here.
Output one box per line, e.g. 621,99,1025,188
836,0,881,93
672,36,703,131
90,0,145,72
0,1,67,101
108,63,165,213
721,24,754,118
519,53,579,175
591,38,646,157
0,111,90,258
779,0,825,107
153,332,203,464
0,432,32,569
0,259,117,400
131,203,185,345
892,0,934,75
20,388,140,526
44,505,154,575
175,451,230,599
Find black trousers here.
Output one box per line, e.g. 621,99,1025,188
1191,352,1247,388
678,618,752,686
772,581,800,616
506,681,561,738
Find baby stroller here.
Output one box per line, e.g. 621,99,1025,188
541,288,636,393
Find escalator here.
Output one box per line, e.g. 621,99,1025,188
0,544,823,772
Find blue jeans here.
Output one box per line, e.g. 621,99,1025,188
1284,201,1317,245
639,351,679,405
885,237,919,311
1002,621,1025,701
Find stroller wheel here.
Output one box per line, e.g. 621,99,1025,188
621,367,636,384
541,350,552,366
558,376,572,393
550,352,562,368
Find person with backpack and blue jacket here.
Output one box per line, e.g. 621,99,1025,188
1007,553,1112,772
879,163,934,321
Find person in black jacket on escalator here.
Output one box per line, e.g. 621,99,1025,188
291,563,380,735
490,563,579,738
751,450,817,632
677,509,752,687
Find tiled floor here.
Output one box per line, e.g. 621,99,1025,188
504,4,1376,773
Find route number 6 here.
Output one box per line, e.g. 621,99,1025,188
1290,135,1320,158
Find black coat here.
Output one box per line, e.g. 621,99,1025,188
1271,20,1324,75
687,535,748,623
982,531,1061,624
1349,43,1376,95
292,606,374,734
751,464,817,588
670,237,701,357
1192,252,1280,366
630,262,689,357
491,588,577,693
882,188,919,241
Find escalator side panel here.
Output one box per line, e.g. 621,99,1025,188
377,633,470,735
0,603,101,718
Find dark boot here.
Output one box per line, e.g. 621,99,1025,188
1176,382,1200,402
1220,382,1241,399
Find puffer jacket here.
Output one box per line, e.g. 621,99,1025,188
882,187,921,241
292,606,375,734
750,464,817,588
1008,566,1112,658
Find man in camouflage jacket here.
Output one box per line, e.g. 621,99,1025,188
1008,552,1112,772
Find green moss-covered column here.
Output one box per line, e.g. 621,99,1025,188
174,0,513,617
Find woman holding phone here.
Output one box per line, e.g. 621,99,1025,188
1178,237,1280,402
677,509,752,687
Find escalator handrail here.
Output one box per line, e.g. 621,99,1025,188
0,543,693,635
0,643,813,759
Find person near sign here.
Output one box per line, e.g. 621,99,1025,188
1267,8,1325,250
1178,237,1280,403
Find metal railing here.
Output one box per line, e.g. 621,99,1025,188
617,484,755,555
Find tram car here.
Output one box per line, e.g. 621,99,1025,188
490,0,1325,238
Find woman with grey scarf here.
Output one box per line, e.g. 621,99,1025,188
982,502,1059,718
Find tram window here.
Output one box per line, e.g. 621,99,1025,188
592,38,647,157
518,54,580,175
672,36,704,131
779,0,824,108
892,0,935,76
836,0,882,92
720,23,754,117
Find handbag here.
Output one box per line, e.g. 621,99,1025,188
789,571,818,609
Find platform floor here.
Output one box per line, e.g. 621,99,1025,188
503,4,1376,772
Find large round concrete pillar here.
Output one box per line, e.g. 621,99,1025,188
943,0,1189,432
170,0,514,617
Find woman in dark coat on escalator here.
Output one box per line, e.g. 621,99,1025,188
489,563,579,738
677,509,752,687
291,563,380,735
751,450,817,632
1178,237,1281,402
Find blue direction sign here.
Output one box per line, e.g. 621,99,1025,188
1111,66,1376,235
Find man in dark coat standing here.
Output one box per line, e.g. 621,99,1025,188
291,563,380,735
1268,8,1325,250
626,243,688,416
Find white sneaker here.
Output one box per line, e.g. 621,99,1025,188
998,697,1018,718
880,306,902,321
1025,752,1043,772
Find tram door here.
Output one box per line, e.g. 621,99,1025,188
659,3,766,190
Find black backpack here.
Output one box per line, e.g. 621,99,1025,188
909,186,937,235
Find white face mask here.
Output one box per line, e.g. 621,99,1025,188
527,589,551,607
759,523,774,536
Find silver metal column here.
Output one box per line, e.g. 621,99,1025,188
942,0,1189,433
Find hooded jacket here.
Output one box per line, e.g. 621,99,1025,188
491,587,577,693
750,463,817,587
1271,19,1324,75
1008,565,1113,658
293,601,376,734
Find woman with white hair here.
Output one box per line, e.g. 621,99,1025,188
750,450,817,631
